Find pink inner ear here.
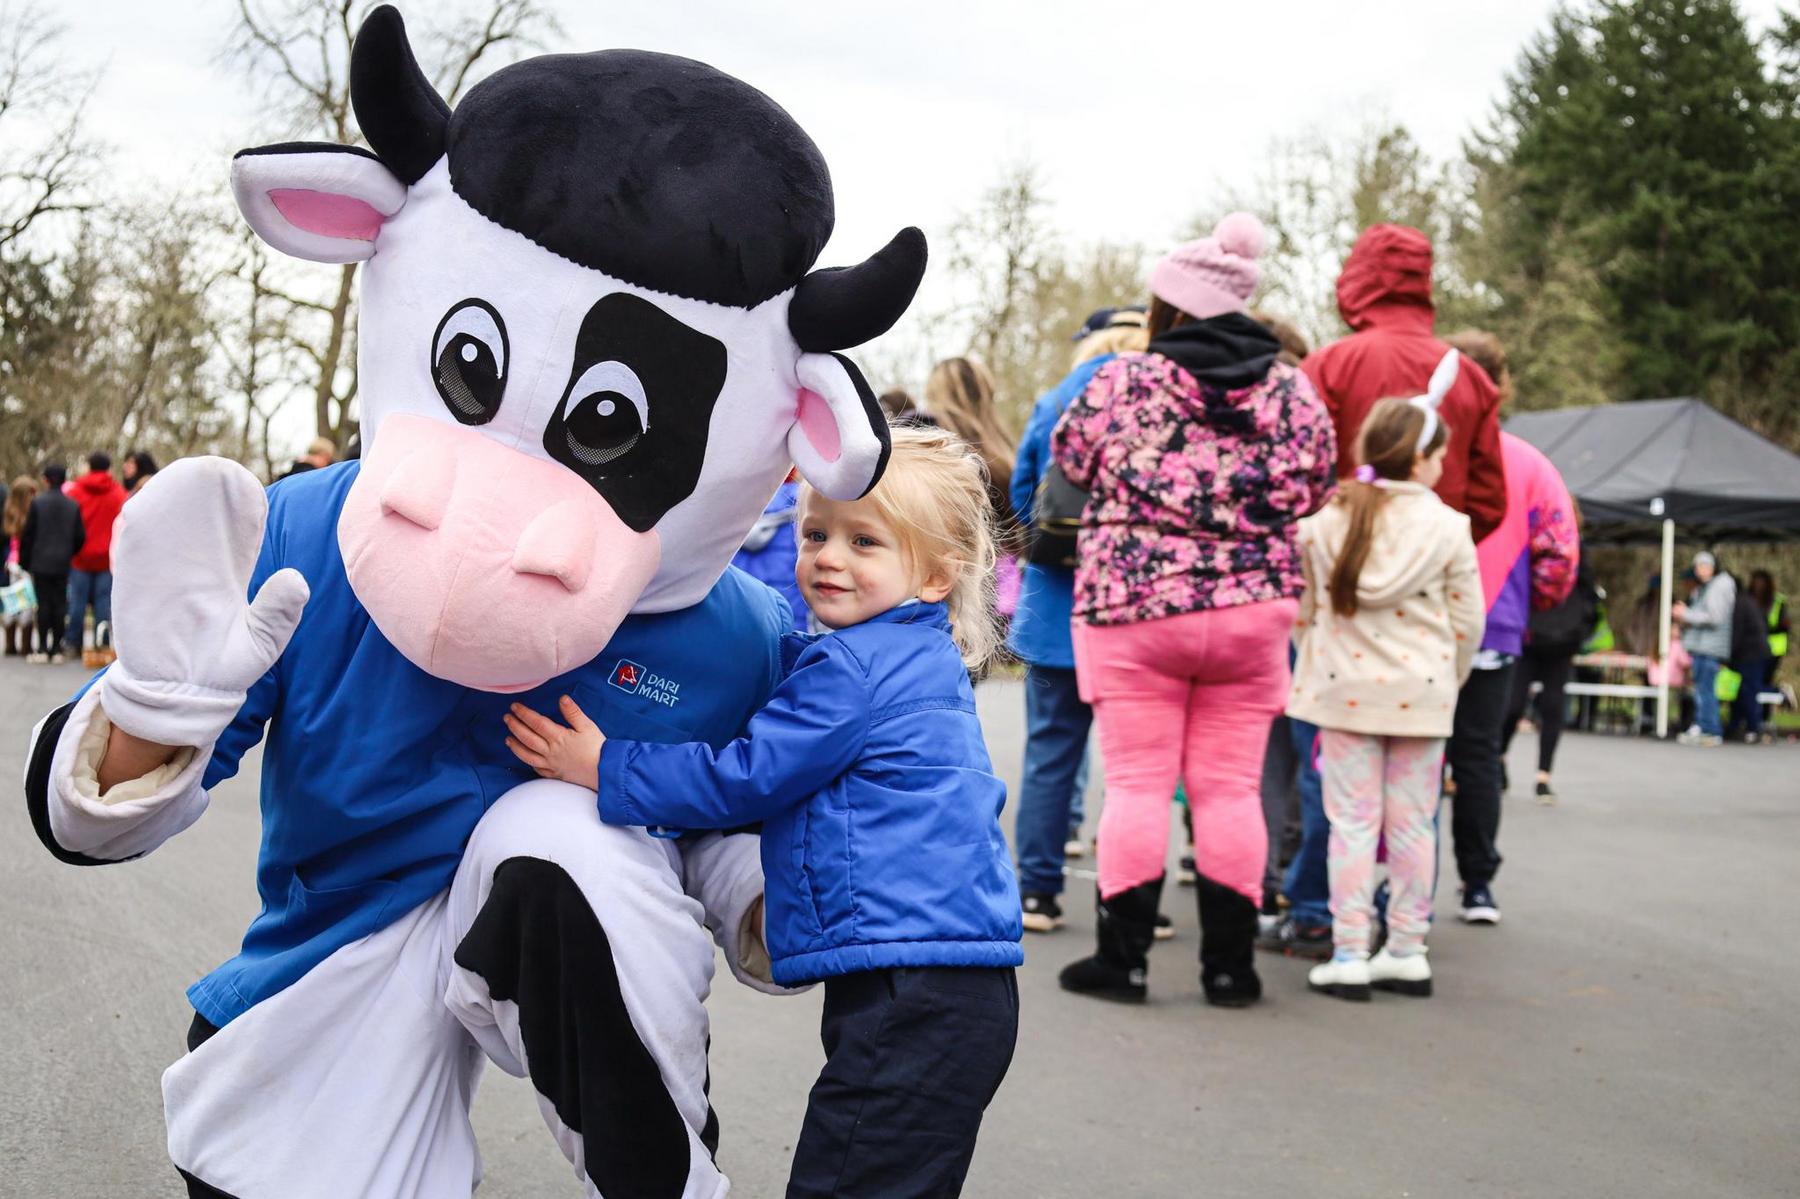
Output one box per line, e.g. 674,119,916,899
796,388,842,463
269,188,386,241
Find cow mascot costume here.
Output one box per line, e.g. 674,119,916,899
22,8,925,1196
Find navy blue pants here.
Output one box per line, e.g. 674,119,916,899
788,967,1018,1198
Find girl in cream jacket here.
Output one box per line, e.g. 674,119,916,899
1288,382,1486,1002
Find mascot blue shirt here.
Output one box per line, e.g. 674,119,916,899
77,462,789,1029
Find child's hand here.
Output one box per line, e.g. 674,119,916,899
504,696,605,791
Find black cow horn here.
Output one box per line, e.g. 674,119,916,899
789,227,928,352
350,6,452,185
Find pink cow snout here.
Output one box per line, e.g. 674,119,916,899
339,414,661,692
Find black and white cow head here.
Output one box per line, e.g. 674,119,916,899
229,6,924,692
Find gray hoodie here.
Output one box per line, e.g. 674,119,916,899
1680,572,1737,661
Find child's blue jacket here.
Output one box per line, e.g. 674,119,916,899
597,601,1025,986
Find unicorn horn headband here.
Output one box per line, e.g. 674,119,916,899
1410,349,1460,455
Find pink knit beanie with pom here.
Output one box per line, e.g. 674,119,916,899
1149,212,1267,321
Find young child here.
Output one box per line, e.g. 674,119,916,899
1285,379,1486,1001
505,424,1023,1197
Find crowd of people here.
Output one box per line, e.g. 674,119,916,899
3,440,344,665
2,451,147,663
854,215,1788,1009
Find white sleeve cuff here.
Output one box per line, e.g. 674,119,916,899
100,667,247,750
47,688,211,861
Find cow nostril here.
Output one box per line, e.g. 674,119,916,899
380,449,455,531
512,499,597,593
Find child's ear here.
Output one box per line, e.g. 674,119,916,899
917,567,954,605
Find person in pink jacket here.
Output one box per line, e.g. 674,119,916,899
1052,214,1337,1007
1441,331,1577,925
1289,386,1486,1001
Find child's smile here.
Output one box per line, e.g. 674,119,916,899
796,492,949,629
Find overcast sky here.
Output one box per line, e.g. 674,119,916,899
59,1,1783,256
47,0,1791,448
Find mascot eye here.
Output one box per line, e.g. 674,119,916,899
560,360,650,467
431,299,508,425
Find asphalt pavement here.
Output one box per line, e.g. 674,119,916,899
2,654,1796,1197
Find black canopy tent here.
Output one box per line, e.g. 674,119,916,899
1505,398,1800,734
1504,398,1800,545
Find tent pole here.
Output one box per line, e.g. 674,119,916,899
1657,518,1674,738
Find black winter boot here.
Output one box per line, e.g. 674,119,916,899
1196,874,1263,1008
1058,876,1163,1003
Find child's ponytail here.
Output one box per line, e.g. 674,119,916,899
1327,481,1389,617
1327,396,1451,617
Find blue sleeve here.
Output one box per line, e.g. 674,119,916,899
202,670,277,790
597,639,870,830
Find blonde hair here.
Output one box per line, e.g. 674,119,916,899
1071,318,1149,371
800,425,1002,675
923,357,1016,490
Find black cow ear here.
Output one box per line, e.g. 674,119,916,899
788,228,927,352
789,353,890,499
351,5,452,184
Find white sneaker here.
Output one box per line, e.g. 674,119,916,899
1063,838,1087,859
25,652,48,664
1307,955,1371,1002
1020,894,1064,933
1368,947,1433,997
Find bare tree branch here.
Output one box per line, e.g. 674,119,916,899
0,3,102,252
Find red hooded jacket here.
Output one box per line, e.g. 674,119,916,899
68,468,127,573
1300,225,1507,542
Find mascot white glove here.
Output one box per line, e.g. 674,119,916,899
101,457,310,749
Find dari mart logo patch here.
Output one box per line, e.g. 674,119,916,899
609,659,681,708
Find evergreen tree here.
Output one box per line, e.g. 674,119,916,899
1475,0,1793,434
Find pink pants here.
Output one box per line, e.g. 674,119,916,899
1318,730,1443,956
1073,601,1296,903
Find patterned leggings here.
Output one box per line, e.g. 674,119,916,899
1318,730,1443,956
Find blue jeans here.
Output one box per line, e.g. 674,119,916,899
1015,664,1093,897
1070,749,1088,833
64,569,112,652
1281,716,1330,926
1691,653,1723,737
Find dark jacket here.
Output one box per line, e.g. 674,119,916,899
1300,224,1508,542
68,469,127,573
19,488,85,576
1528,557,1600,653
598,601,1025,985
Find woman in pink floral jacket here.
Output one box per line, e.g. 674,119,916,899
1052,213,1336,1007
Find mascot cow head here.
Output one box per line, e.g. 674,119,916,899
230,5,925,693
